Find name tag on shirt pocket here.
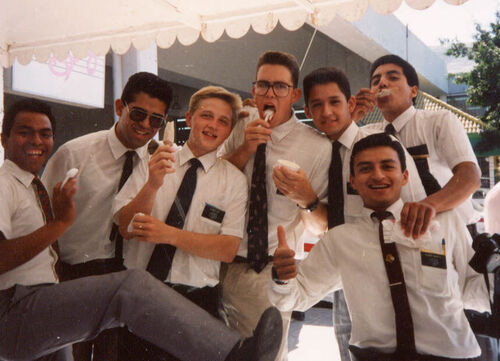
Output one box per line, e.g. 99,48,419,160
202,203,225,224
417,243,450,297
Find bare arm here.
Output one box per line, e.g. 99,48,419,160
272,166,328,235
130,214,240,262
223,119,271,171
118,144,176,239
0,179,76,275
401,161,480,239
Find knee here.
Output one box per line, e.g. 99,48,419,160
119,269,161,294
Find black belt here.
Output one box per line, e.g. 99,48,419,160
349,345,480,361
58,258,125,281
232,255,273,264
165,282,220,318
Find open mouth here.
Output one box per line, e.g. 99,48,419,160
376,89,392,98
132,125,149,136
263,104,276,112
26,150,44,157
202,130,217,139
369,184,390,190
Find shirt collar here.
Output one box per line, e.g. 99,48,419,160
361,198,404,223
178,144,217,172
270,112,299,143
107,125,149,161
336,121,359,150
3,159,36,188
383,105,415,133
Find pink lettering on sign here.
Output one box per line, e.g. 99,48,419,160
48,52,98,80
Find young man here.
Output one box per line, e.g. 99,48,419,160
0,98,282,361
354,55,480,236
270,133,489,361
41,71,173,360
113,86,248,359
219,51,331,360
300,67,427,361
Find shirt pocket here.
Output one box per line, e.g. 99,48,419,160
199,202,225,232
416,246,451,298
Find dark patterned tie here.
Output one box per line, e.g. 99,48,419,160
328,141,344,229
32,177,61,273
372,211,416,357
247,143,268,273
385,123,397,137
110,150,135,261
147,158,202,281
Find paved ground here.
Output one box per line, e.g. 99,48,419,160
288,305,341,361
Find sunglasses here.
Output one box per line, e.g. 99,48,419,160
124,103,167,128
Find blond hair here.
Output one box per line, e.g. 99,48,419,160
188,86,243,126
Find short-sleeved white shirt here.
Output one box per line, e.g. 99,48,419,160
269,199,488,358
484,182,500,233
364,106,479,223
42,126,150,264
219,110,331,258
0,160,58,290
113,145,248,288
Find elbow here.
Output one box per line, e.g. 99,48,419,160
223,238,241,263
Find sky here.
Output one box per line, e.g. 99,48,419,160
393,0,499,47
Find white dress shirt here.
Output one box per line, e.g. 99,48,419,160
0,160,58,290
334,122,426,222
219,109,331,258
485,182,500,233
42,126,150,264
113,145,248,288
269,199,489,358
364,106,479,224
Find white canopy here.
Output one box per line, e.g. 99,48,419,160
0,0,469,68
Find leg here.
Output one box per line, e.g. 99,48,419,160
0,269,240,361
332,290,352,361
221,263,291,361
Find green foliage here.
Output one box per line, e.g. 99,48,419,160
443,11,500,129
474,129,500,154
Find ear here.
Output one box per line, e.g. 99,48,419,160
401,168,409,186
291,88,302,104
304,105,312,119
349,174,357,191
347,96,356,114
185,112,192,128
409,86,418,101
251,86,256,100
115,99,124,117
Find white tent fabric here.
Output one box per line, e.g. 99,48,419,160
0,0,469,68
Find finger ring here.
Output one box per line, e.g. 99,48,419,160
139,225,143,229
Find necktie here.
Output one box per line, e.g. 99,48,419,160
32,177,61,272
247,143,268,273
372,211,416,357
147,158,202,281
110,151,136,261
385,123,397,137
328,141,344,229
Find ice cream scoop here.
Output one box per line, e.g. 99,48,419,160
60,168,78,189
264,109,274,122
127,212,145,233
276,159,300,172
376,89,392,98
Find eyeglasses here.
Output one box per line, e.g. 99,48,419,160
252,81,294,98
124,103,167,128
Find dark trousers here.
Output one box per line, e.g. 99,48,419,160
120,283,221,361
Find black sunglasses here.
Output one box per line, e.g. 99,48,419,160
124,102,167,128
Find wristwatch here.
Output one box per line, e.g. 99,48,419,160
297,197,319,213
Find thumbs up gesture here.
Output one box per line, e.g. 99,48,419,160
272,225,297,281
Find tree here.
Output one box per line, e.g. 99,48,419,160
444,11,500,130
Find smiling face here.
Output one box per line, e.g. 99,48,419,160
252,64,301,128
185,97,233,157
114,91,167,149
305,82,355,141
1,111,54,175
370,63,418,122
350,146,408,213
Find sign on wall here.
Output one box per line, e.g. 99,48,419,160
12,52,105,108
